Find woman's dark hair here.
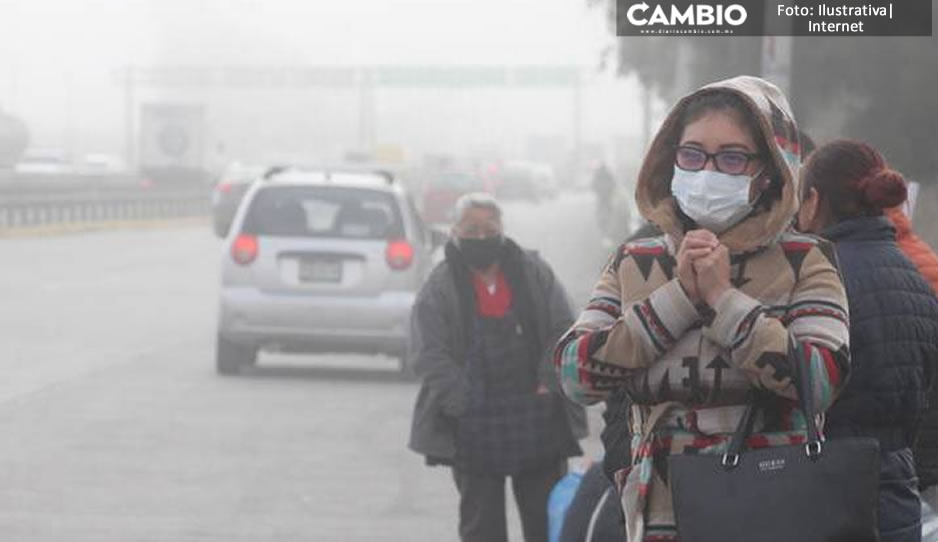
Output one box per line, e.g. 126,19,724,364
802,139,907,220
677,90,782,208
681,91,764,146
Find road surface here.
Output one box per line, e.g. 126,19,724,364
0,192,610,541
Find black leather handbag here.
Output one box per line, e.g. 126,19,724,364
668,340,881,542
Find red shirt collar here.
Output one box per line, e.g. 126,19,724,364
471,269,512,317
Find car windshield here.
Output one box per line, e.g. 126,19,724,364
241,186,404,240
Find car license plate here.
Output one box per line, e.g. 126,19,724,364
299,259,342,283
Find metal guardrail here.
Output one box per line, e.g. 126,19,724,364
0,171,144,194
0,188,210,230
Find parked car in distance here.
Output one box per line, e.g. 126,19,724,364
216,166,444,375
14,148,73,176
77,153,129,175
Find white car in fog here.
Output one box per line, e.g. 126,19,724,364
14,148,73,175
78,153,128,175
216,166,443,375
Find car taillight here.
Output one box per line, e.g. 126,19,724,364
231,234,258,265
217,182,233,193
386,239,414,270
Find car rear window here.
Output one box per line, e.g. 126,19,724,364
242,186,404,240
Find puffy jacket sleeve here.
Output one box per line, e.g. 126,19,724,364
701,239,850,411
554,242,700,405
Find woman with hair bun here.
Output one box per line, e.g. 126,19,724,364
798,139,938,542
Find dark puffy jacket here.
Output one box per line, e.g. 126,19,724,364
822,218,938,478
884,208,938,490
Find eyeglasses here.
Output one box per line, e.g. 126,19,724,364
456,225,501,239
674,145,762,176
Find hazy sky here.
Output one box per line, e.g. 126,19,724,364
0,0,612,68
0,0,636,160
231,0,612,65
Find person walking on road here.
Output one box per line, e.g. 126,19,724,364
555,76,851,542
408,193,588,542
797,139,938,542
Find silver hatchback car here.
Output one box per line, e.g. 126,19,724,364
216,167,442,375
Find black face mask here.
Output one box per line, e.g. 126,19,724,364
458,236,503,269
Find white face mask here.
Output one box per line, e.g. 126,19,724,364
671,165,755,233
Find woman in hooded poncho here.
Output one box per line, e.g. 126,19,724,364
554,76,850,542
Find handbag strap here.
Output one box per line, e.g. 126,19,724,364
724,333,823,464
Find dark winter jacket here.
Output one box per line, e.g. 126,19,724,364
885,207,938,489
408,238,588,461
823,217,938,452
821,216,938,541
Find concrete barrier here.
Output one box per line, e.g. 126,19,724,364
0,188,210,231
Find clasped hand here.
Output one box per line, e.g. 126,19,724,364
676,229,731,307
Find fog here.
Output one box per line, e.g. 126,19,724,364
0,2,629,541
0,0,646,170
4,1,935,541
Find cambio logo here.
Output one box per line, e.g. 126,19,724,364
627,2,748,26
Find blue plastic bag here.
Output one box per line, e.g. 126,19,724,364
548,470,584,542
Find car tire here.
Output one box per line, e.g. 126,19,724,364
216,334,257,375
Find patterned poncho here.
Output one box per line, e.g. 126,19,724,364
554,76,851,542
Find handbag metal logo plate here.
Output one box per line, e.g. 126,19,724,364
758,458,786,473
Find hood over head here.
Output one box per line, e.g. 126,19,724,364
635,75,802,252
